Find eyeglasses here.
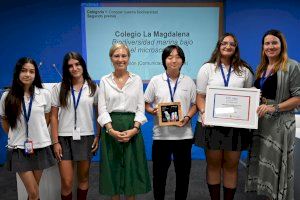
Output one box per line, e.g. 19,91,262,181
112,54,128,59
220,41,236,47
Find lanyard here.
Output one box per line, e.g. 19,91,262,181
167,74,179,102
22,95,34,139
259,70,268,89
71,85,83,129
220,64,232,87
259,70,274,89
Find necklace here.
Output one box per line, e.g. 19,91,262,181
116,77,124,82
114,72,128,82
265,64,275,76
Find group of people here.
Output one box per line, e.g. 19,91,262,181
0,29,299,200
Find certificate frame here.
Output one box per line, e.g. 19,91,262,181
204,86,260,129
157,102,183,126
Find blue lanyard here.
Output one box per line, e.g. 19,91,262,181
167,74,179,102
220,64,232,87
71,85,83,129
259,70,272,89
22,95,34,138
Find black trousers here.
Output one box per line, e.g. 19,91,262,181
152,139,193,200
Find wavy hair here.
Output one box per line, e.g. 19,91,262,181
207,33,253,75
256,29,288,79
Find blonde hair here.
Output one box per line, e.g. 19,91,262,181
109,43,131,58
256,29,288,79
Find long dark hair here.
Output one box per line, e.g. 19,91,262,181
59,52,96,108
4,57,43,129
207,33,253,75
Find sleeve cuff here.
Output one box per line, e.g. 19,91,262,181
97,112,112,127
134,112,148,125
45,108,51,113
196,89,206,94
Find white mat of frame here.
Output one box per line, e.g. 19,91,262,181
296,114,300,139
17,163,78,200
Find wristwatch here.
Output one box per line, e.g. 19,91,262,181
184,115,191,121
133,126,140,133
106,128,112,134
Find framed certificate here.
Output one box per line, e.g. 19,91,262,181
157,102,182,126
204,86,260,129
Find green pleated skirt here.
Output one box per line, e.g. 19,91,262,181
99,112,151,196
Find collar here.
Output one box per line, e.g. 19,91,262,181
82,80,89,89
162,72,183,81
109,71,134,81
33,86,41,95
71,80,88,91
216,63,234,72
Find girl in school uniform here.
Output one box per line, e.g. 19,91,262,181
0,57,56,200
194,33,254,200
51,52,99,200
144,45,197,200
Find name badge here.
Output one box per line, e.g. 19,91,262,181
73,127,81,140
24,139,34,154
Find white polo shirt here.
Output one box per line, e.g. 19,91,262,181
51,81,98,136
196,62,254,121
97,72,147,127
144,72,196,140
0,87,52,149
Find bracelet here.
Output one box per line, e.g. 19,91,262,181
106,128,112,134
184,115,191,121
52,141,59,145
272,104,280,113
133,126,140,133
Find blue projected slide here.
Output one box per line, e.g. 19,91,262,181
82,4,220,81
